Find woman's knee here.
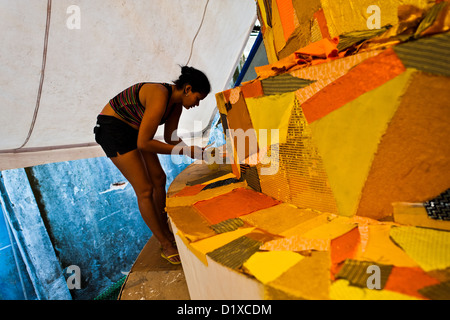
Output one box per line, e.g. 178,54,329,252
135,184,155,200
152,171,166,189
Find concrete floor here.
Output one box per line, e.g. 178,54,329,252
118,236,190,300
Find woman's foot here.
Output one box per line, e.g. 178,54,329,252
160,241,181,264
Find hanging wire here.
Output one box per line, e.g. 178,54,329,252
16,0,52,150
186,0,210,66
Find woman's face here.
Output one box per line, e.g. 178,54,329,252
183,86,207,109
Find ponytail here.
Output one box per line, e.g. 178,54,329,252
174,66,211,95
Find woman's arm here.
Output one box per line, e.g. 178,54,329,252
137,85,202,158
163,104,185,146
137,85,175,154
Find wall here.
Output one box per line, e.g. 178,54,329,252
0,205,37,300
0,156,153,300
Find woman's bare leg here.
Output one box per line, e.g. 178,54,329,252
110,150,179,263
140,151,172,240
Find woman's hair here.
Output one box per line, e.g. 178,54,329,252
174,66,211,95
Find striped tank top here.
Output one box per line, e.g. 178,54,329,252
109,82,173,127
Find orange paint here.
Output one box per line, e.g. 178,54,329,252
276,0,296,41
313,9,331,40
222,88,231,103
296,37,339,59
384,266,441,299
301,48,406,124
172,184,206,197
330,227,360,278
193,187,281,225
240,80,264,99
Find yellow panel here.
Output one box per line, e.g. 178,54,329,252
245,92,296,147
266,251,331,300
166,181,247,207
330,279,419,300
356,224,420,267
261,235,330,252
321,0,430,38
168,206,216,242
390,226,450,272
276,98,339,214
243,251,304,284
240,203,321,236
393,202,450,231
215,92,227,115
309,69,415,217
262,27,280,64
257,0,268,27
301,218,357,240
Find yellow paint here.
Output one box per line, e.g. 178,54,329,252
243,251,304,284
301,218,357,240
262,27,279,64
321,0,430,38
281,213,330,237
201,173,236,185
245,92,296,149
257,0,268,27
393,202,450,231
309,69,415,217
240,203,321,236
330,279,419,300
168,206,216,242
177,230,209,266
266,251,331,300
357,224,419,267
261,235,330,252
390,226,450,272
166,181,247,207
215,92,228,115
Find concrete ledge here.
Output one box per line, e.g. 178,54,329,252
119,236,190,300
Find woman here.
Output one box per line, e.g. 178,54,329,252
94,66,211,264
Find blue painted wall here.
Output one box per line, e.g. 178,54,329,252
27,156,153,300
0,153,198,300
0,205,37,300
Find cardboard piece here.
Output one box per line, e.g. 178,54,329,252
193,187,281,225
309,68,414,217
389,226,450,272
240,203,321,236
393,202,450,231
265,251,331,300
243,251,304,284
356,72,450,219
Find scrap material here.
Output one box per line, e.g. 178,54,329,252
166,0,450,300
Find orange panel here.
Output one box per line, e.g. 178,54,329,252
276,0,296,41
301,48,406,124
193,187,281,225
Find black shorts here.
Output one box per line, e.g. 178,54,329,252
94,115,138,157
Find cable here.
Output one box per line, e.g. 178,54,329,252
186,0,209,66
16,0,52,150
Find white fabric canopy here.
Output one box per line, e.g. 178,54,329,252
0,0,257,170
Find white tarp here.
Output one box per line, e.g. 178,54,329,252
0,0,257,170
